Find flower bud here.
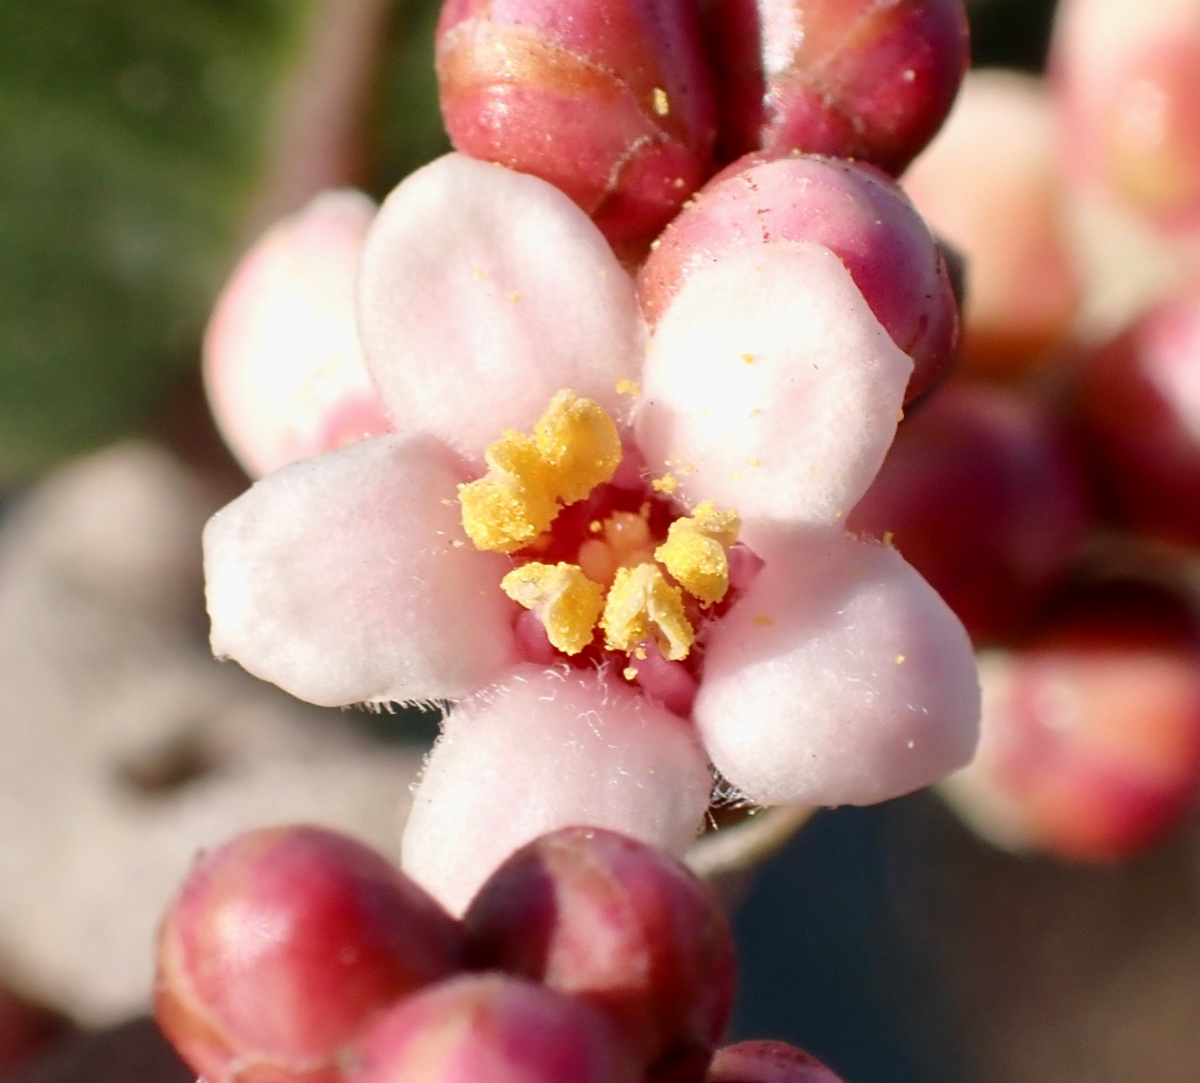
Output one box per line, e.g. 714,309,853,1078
705,0,969,174
347,974,640,1083
848,384,1091,644
156,825,464,1083
1075,290,1200,547
463,826,735,1070
942,580,1200,861
1053,0,1200,232
436,0,717,251
638,155,959,401
903,71,1081,377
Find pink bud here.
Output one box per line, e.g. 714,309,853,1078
848,384,1091,644
704,0,969,175
463,826,735,1070
347,974,640,1083
1053,0,1200,232
1076,289,1200,547
903,71,1081,377
203,191,391,479
638,155,959,401
436,0,717,252
943,581,1200,862
155,826,464,1083
708,1040,847,1083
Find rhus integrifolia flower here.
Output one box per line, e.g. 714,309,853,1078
203,152,980,914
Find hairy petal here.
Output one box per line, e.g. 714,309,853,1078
635,243,912,540
204,435,517,707
694,530,980,806
357,154,642,462
401,664,712,915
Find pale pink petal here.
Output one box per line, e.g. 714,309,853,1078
400,664,713,915
203,190,391,478
694,530,980,807
204,435,517,707
357,154,643,462
635,243,913,541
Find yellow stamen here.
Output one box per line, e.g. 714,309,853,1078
601,564,694,661
460,391,622,552
534,390,623,504
501,562,604,655
655,501,741,606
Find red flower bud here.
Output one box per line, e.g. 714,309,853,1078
437,0,717,251
156,826,464,1083
705,0,969,174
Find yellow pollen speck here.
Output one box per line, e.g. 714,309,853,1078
673,177,686,188
653,87,670,116
655,501,740,606
742,352,755,365
896,409,905,422
752,614,774,626
748,457,761,467
441,498,454,506
651,474,678,494
589,520,603,533
501,562,604,656
623,666,639,681
509,291,522,303
601,564,694,661
751,408,762,417
634,646,647,660
472,267,485,280
615,379,641,397
883,531,895,547
451,539,465,548
895,655,906,664
460,390,622,552
650,238,662,251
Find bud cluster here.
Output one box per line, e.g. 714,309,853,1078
155,824,845,1083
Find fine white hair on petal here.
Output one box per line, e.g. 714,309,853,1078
694,529,980,807
635,242,913,539
204,434,518,708
357,154,644,462
400,664,713,915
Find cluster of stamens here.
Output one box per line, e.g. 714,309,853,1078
458,390,741,667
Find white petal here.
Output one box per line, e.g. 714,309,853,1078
401,664,712,915
358,154,643,461
204,435,517,707
694,530,980,806
635,243,913,539
203,190,388,478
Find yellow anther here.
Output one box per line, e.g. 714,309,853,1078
460,391,622,553
652,87,670,116
534,390,622,503
459,432,557,553
655,502,741,606
615,379,641,397
501,562,604,656
601,564,694,661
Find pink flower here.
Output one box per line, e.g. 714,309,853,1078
203,152,980,913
